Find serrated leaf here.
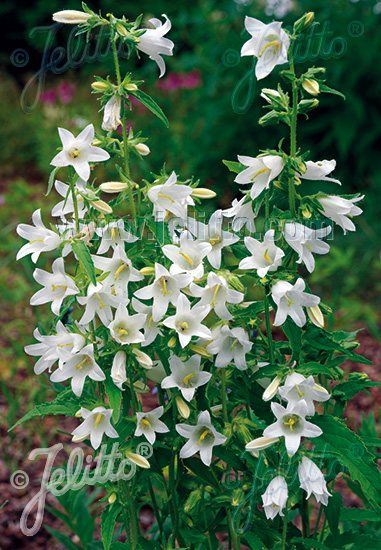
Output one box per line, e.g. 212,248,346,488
332,379,381,401
9,389,80,431
340,507,380,522
101,504,121,550
223,160,245,174
72,240,97,285
104,375,122,423
282,319,302,361
244,532,268,550
325,491,342,540
319,83,346,100
46,166,60,196
129,90,168,127
312,416,381,516
44,526,83,550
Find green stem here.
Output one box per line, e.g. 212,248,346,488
313,503,324,538
117,480,134,549
69,176,80,234
281,509,289,550
226,509,240,550
111,36,137,225
148,478,164,539
288,45,298,219
221,368,228,422
264,285,275,364
129,370,138,415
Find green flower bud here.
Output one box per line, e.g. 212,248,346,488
293,12,315,34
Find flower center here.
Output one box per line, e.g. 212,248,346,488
111,227,120,241
94,413,104,428
209,234,222,246
114,261,129,280
198,428,213,445
115,324,129,337
251,166,270,181
75,356,91,370
296,385,305,398
283,414,300,432
258,40,281,58
179,321,189,333
285,294,294,308
263,248,272,263
52,284,67,292
179,251,194,265
141,418,151,429
210,284,221,307
182,372,197,387
96,293,107,309
68,147,81,158
158,193,175,203
158,276,172,296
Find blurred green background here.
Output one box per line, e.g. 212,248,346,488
0,0,380,445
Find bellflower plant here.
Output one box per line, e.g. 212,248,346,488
14,5,381,550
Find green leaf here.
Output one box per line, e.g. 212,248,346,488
244,532,268,550
340,507,380,522
104,374,122,423
325,491,342,540
319,83,346,100
9,389,80,431
333,379,381,401
101,504,121,550
313,416,381,516
44,526,83,550
290,538,332,550
71,240,97,285
282,319,302,361
46,166,60,196
129,89,169,127
223,159,245,174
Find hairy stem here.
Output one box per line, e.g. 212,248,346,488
288,43,298,219
264,285,275,364
281,509,289,550
221,368,228,422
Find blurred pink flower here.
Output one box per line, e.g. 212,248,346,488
57,82,76,104
156,70,202,93
40,89,56,105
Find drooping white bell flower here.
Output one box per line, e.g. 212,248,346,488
187,210,240,269
283,223,331,273
51,124,110,182
318,195,364,234
241,17,290,80
299,160,341,185
189,272,244,321
95,220,138,255
147,171,194,221
24,328,58,375
131,298,162,346
278,372,330,416
102,95,122,131
135,406,169,444
272,278,320,328
53,10,92,24
137,14,174,77
222,196,256,233
245,436,280,457
71,406,118,450
234,155,284,199
51,180,87,221
162,294,212,348
108,304,146,345
262,476,288,519
16,209,61,263
134,263,193,322
206,325,253,370
176,410,227,466
51,344,105,396
263,400,322,456
111,350,127,390
161,354,212,402
92,246,143,299
31,257,79,315
239,230,284,277
298,457,331,506
162,230,212,279
77,282,119,327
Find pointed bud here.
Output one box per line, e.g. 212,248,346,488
189,344,213,358
140,266,155,276
92,139,102,146
211,404,223,414
168,336,177,348
191,188,217,199
91,199,113,214
125,83,138,92
135,143,150,156
126,451,150,469
226,274,245,293
307,305,325,329
99,181,128,193
176,396,190,419
298,99,319,115
108,493,117,504
259,110,280,126
302,205,312,219
132,349,153,368
91,81,110,92
313,382,330,395
262,376,282,401
116,22,128,37
302,79,320,96
260,88,281,103
75,409,82,418
293,12,315,34
246,436,280,457
53,10,92,24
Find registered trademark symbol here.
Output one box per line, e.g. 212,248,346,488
348,20,364,37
